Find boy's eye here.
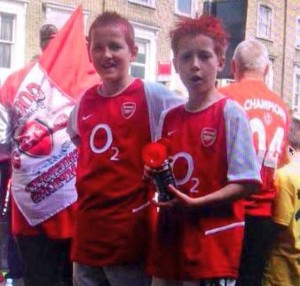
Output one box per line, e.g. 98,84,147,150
110,43,122,51
91,45,102,51
197,52,212,60
180,52,192,61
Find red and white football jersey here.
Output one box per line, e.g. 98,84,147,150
147,98,261,280
69,78,185,266
220,79,290,216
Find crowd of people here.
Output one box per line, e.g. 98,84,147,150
0,9,299,286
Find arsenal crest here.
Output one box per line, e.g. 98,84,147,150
121,102,136,119
201,128,217,147
15,120,53,157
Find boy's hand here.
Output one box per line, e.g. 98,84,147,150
152,195,179,208
163,184,204,208
142,165,154,183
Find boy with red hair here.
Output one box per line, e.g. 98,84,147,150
67,11,184,286
147,15,261,286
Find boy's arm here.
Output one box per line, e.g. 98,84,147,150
272,168,294,227
66,104,80,146
157,182,258,208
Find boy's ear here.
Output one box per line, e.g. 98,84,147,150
172,57,179,73
130,45,138,62
86,36,92,62
231,59,236,75
217,56,225,72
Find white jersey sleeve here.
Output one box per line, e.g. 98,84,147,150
144,81,186,141
67,104,79,140
224,99,261,183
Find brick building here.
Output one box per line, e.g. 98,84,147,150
0,0,300,111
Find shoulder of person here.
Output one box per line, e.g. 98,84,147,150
143,80,172,95
224,97,246,115
143,80,186,105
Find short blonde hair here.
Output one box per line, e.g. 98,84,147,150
233,39,269,73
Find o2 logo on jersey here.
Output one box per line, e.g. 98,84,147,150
89,124,119,161
121,102,136,119
171,151,199,194
200,128,217,147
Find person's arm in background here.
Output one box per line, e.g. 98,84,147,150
271,167,294,236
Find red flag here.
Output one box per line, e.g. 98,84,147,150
0,5,98,226
39,5,99,99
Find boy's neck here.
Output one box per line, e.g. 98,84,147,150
99,76,134,96
186,89,223,112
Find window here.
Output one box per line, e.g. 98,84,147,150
130,22,158,81
0,0,28,85
293,66,300,112
43,2,89,31
0,13,14,69
128,0,155,8
296,17,300,49
257,4,272,40
175,0,197,17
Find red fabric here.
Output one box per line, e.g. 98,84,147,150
38,5,99,100
11,197,77,239
220,80,290,216
0,62,35,105
72,79,154,266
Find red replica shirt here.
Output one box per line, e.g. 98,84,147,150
220,79,289,216
72,79,154,266
147,98,261,280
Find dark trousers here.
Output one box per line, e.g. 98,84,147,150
6,235,24,278
237,215,274,286
16,234,72,286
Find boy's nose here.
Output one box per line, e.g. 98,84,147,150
191,57,201,70
103,47,112,58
